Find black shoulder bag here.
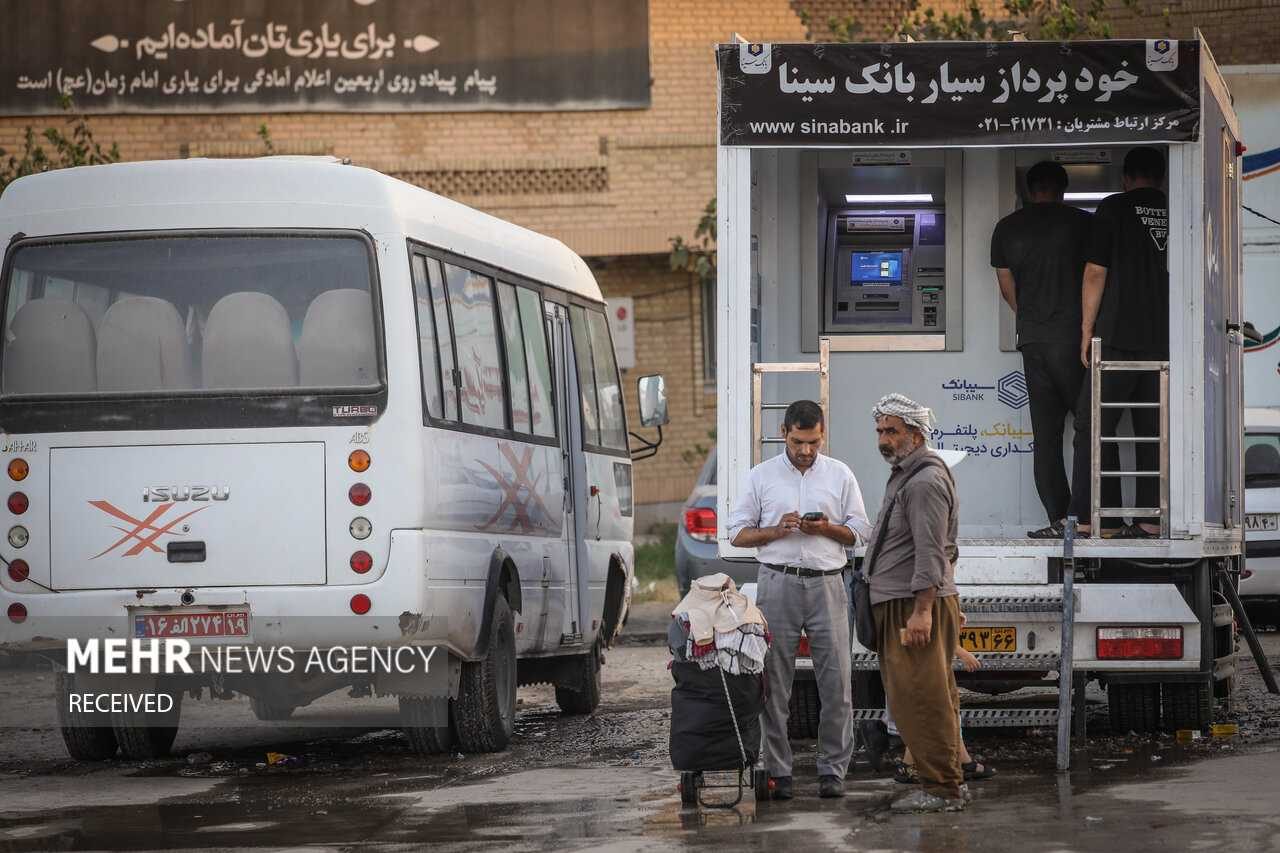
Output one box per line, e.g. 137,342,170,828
851,458,949,652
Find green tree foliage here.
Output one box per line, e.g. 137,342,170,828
810,0,1141,43
0,94,120,195
668,197,716,289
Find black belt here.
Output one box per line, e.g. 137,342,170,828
765,563,846,578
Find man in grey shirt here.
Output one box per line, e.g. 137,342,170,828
866,393,966,813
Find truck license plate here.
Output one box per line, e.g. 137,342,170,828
133,610,250,639
1245,513,1278,532
959,626,1017,653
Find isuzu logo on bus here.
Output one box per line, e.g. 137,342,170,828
143,486,231,502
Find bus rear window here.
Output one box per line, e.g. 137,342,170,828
1,234,380,396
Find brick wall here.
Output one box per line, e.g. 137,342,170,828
591,256,716,507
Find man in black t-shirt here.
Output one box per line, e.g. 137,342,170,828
991,161,1093,538
1069,147,1169,537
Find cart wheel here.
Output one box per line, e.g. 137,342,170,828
753,768,771,802
679,771,701,806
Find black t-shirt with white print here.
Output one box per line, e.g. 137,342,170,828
1088,186,1169,356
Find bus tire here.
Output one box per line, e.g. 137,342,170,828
56,672,118,761
1161,682,1213,731
454,595,516,753
112,688,182,760
555,642,602,715
1107,683,1160,734
399,697,453,754
787,679,821,739
249,697,295,721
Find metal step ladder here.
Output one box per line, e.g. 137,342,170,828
1089,337,1171,537
751,338,830,464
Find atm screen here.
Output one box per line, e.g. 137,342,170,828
850,251,903,284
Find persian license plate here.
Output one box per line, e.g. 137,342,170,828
1245,513,1279,532
133,609,250,639
959,626,1017,653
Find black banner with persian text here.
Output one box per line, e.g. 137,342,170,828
719,40,1200,147
0,0,650,115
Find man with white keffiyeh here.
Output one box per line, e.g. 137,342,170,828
865,393,967,813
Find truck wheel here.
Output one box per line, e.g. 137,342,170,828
249,697,295,721
1107,683,1160,734
400,696,453,754
555,642,602,715
787,680,821,739
56,672,118,761
1161,682,1213,731
454,595,517,752
113,688,182,760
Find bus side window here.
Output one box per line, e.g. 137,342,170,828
496,282,532,433
518,288,556,439
410,254,445,420
586,309,627,451
444,263,506,431
425,257,460,421
569,305,601,447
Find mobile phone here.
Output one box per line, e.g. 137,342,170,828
801,511,824,522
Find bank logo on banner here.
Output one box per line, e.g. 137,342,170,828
739,42,771,75
997,371,1029,410
1146,39,1179,72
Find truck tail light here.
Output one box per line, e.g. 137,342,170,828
683,507,717,543
1096,626,1183,660
797,634,811,658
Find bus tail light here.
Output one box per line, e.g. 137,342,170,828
1096,626,1183,660
350,551,372,574
348,450,371,473
349,483,372,507
350,594,372,615
7,559,29,583
7,459,27,482
7,493,28,515
683,507,717,543
7,603,26,623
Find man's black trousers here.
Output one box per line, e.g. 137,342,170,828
1021,341,1085,524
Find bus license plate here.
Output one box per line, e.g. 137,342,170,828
959,626,1017,653
1245,513,1279,532
134,610,250,639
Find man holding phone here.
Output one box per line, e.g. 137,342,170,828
727,400,871,800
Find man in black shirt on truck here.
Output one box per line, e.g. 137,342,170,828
990,161,1093,538
1070,147,1169,537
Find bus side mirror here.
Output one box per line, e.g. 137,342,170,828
637,374,669,427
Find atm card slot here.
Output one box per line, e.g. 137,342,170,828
855,301,902,312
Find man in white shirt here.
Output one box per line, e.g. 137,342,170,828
727,400,871,799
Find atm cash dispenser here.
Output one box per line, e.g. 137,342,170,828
823,208,946,333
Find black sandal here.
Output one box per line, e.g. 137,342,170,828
962,760,996,781
893,761,919,784
1112,523,1157,539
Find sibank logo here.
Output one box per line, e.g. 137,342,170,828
739,43,772,75
1146,39,1179,72
997,371,1029,410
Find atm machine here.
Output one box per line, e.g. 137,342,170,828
824,208,946,333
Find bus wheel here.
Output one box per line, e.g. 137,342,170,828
454,596,517,752
1107,683,1160,734
113,687,182,760
56,672,118,761
400,696,453,754
555,642,602,715
249,697,296,721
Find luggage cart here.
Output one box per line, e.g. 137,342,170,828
674,663,770,808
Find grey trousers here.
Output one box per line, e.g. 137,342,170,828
755,566,854,779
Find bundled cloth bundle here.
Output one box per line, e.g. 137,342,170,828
668,573,771,772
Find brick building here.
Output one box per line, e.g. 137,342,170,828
3,0,1277,524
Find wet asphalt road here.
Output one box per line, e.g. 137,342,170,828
0,629,1278,852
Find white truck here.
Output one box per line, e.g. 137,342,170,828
0,157,668,759
716,36,1244,734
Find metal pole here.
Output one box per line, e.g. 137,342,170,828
1057,516,1077,772
751,368,763,466
1218,566,1279,695
1090,338,1102,536
1159,365,1170,539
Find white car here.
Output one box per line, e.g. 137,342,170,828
1243,407,1280,621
